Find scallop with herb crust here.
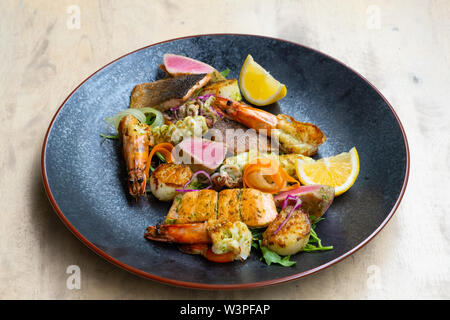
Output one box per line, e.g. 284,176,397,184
262,206,311,256
149,163,192,201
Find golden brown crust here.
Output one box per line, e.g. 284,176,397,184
217,189,242,222
262,206,311,255
165,188,278,228
240,189,278,228
276,114,326,156
152,163,192,187
173,189,218,224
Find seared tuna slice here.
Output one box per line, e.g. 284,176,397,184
274,185,334,219
174,137,226,174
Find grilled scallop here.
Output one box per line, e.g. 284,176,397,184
149,163,192,201
262,206,311,256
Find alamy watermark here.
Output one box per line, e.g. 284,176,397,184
66,265,81,290
366,5,381,30
66,5,81,30
366,264,382,290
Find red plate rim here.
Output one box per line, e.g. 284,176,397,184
41,33,410,290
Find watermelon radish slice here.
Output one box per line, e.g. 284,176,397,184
163,54,215,76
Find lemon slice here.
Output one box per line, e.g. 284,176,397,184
296,147,360,196
239,54,287,106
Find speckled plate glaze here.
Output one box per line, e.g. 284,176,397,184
42,34,409,289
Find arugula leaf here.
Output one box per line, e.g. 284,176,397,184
251,229,296,267
303,244,334,252
155,151,166,163
220,68,230,78
310,216,325,229
304,218,333,252
251,228,264,241
145,113,156,125
187,179,209,190
100,134,119,140
259,240,296,267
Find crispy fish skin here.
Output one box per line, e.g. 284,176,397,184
129,73,211,110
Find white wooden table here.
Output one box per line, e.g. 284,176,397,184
0,0,449,299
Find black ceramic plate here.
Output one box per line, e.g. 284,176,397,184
42,34,409,289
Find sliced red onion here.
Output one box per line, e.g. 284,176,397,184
175,186,212,193
211,105,223,118
196,94,215,101
281,194,299,211
168,106,181,120
274,185,322,202
273,199,302,235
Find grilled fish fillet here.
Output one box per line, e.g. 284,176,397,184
165,189,218,224
165,188,277,228
240,189,277,228
217,189,242,222
129,73,211,110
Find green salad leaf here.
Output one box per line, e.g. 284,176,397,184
220,68,230,78
100,134,119,144
250,216,333,266
250,230,296,267
303,217,333,252
155,151,166,163
259,240,296,267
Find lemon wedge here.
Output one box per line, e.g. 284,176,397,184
296,147,360,196
239,54,287,106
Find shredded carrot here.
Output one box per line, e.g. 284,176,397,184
243,158,284,193
281,168,300,191
243,158,300,193
147,143,174,175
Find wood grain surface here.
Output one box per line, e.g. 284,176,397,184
0,0,449,299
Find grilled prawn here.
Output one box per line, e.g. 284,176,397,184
145,220,252,262
118,115,151,199
213,97,326,156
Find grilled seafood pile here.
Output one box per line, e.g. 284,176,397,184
213,97,326,156
146,220,252,262
103,53,341,265
144,187,333,262
145,189,276,262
